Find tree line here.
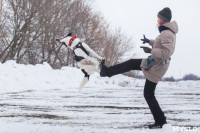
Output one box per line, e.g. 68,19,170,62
163,74,200,82
0,0,133,69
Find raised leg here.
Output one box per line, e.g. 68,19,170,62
101,59,142,77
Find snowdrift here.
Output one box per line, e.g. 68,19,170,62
0,60,199,133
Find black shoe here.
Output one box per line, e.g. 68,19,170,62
148,122,167,129
100,59,108,77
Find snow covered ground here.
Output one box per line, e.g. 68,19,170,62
0,60,200,133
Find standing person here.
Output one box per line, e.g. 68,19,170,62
100,7,178,129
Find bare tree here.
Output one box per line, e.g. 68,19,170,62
183,74,200,81
0,0,134,70
102,28,133,66
0,0,44,63
0,0,3,10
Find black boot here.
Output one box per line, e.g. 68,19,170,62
100,59,108,77
148,122,167,129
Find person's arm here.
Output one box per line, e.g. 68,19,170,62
151,34,174,60
149,40,155,47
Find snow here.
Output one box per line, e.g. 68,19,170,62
0,60,200,133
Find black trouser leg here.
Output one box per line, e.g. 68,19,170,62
106,59,142,77
144,79,166,124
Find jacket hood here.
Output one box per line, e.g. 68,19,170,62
163,21,178,34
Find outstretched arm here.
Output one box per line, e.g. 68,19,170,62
149,40,155,47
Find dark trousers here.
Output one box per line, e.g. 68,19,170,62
106,59,166,124
106,59,142,77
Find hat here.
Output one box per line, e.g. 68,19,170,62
157,7,172,22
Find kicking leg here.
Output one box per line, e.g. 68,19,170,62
100,59,142,77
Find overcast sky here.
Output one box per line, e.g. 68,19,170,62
94,0,200,79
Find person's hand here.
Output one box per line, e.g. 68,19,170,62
141,35,150,44
140,46,152,53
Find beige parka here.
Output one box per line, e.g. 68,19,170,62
141,21,179,83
